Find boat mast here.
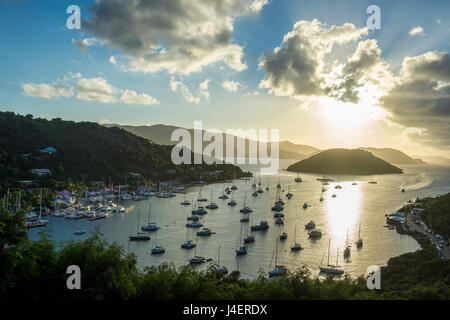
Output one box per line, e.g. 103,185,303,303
218,245,221,265
327,238,330,266
39,188,43,219
275,237,279,266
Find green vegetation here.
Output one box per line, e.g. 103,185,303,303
416,193,450,240
0,111,251,194
287,149,403,175
1,203,449,300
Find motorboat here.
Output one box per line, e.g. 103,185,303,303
192,207,208,215
206,202,219,209
181,240,196,249
243,235,255,243
189,256,206,264
251,220,269,231
196,228,215,236
151,246,165,254
74,229,86,235
279,232,287,240
186,221,203,228
308,229,322,238
228,200,237,206
303,202,308,209
235,246,248,256
305,220,316,229
129,232,150,241
141,222,160,232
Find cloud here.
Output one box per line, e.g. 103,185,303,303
221,80,242,92
170,77,210,103
22,73,160,105
82,0,268,75
98,119,112,125
381,51,450,148
409,26,425,36
72,38,98,52
120,89,160,105
259,19,369,101
76,77,118,103
21,82,74,99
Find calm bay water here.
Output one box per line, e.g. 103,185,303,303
29,160,450,279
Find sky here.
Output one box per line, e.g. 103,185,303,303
0,0,449,157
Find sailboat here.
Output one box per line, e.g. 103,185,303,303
219,185,229,199
257,178,264,193
243,219,255,243
189,236,206,264
129,210,150,241
355,223,363,248
290,225,303,251
240,192,252,213
214,245,228,274
151,230,165,254
343,230,351,259
141,203,160,231
268,238,287,277
206,190,218,209
26,188,48,228
285,185,293,199
235,225,248,256
181,228,196,249
319,238,344,275
197,188,208,201
228,190,237,206
294,173,302,183
368,176,377,184
180,194,191,205
231,171,238,190
279,223,287,240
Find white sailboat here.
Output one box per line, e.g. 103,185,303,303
268,237,287,277
141,202,160,231
355,222,363,248
129,210,150,241
290,225,303,251
151,230,165,254
214,245,228,274
319,238,344,275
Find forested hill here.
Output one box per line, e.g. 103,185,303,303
0,112,249,186
287,149,403,175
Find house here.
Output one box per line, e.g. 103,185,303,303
40,147,57,154
30,169,51,176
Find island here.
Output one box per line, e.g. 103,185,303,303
286,148,403,175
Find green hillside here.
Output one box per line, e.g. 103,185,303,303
0,112,250,189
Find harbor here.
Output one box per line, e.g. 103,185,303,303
27,161,450,279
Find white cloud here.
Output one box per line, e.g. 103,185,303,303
98,119,112,125
83,0,268,74
221,80,242,92
259,19,370,101
109,56,117,65
120,89,160,105
22,73,160,105
409,26,425,36
72,38,99,52
76,77,118,103
21,82,74,99
170,77,210,103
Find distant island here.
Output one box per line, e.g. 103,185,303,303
287,149,403,175
106,124,431,165
360,147,425,165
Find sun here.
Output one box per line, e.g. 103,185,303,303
319,98,371,130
